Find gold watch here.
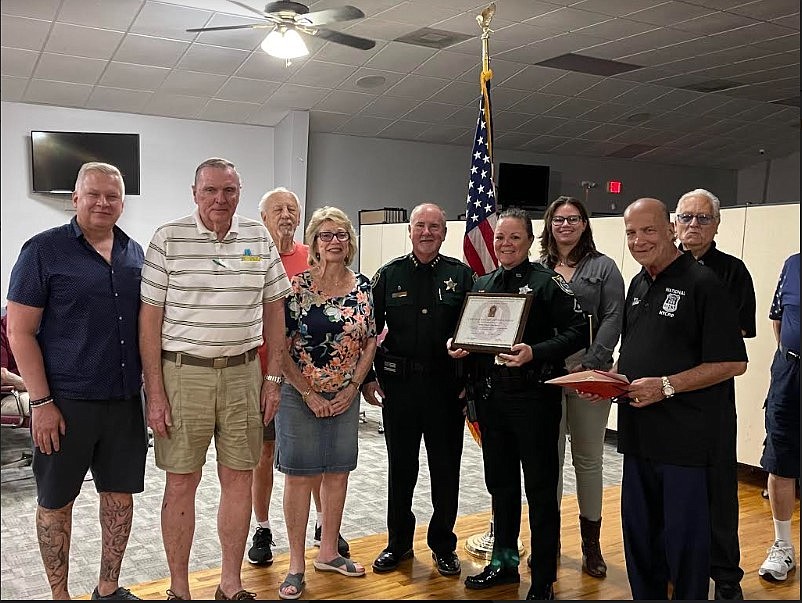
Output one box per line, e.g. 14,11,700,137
661,376,675,398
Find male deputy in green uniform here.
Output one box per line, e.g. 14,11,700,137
364,203,474,577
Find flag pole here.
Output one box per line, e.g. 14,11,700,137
463,0,525,563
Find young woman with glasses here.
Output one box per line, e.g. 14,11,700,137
537,196,626,579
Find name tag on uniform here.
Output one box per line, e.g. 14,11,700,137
391,291,408,298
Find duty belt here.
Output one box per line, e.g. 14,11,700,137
161,348,258,369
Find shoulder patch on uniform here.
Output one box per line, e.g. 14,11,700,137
552,274,574,295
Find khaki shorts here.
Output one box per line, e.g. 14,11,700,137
155,355,263,473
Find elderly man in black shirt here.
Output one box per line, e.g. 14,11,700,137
617,198,748,600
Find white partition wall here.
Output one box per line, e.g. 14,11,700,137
358,204,800,466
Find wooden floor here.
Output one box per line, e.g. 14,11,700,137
117,468,799,600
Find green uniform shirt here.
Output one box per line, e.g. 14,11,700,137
372,253,474,368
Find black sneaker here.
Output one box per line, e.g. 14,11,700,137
91,587,140,600
313,524,350,557
247,526,275,565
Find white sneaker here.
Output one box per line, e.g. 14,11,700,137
759,540,796,581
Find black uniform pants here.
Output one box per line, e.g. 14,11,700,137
477,385,562,589
708,396,743,585
380,374,465,554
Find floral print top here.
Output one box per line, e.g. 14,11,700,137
285,270,376,393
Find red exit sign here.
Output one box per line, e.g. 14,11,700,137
607,180,622,194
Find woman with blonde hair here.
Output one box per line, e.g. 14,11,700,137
271,206,377,599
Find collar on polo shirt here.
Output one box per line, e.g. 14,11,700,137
193,208,240,239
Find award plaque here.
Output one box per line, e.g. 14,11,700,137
451,292,532,354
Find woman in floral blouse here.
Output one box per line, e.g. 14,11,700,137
273,206,377,599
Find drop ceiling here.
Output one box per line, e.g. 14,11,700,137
1,0,799,169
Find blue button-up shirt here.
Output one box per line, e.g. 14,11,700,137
8,217,144,400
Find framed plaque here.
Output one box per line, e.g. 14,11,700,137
450,292,533,354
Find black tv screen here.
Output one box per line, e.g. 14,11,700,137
497,162,550,210
30,131,140,195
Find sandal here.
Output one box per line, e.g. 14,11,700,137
313,555,366,577
278,573,305,600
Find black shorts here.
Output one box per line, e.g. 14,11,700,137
262,418,276,442
33,396,148,509
760,349,800,479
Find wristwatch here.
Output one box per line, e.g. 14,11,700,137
264,374,283,384
661,376,675,398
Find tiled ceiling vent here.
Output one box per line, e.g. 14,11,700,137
395,27,472,50
535,53,641,76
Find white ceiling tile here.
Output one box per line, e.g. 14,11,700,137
752,34,799,53
312,39,386,66
573,18,656,41
728,0,801,20
575,78,638,101
161,70,227,96
192,13,266,50
309,110,351,132
538,72,604,96
526,6,615,31
215,76,281,103
414,50,479,79
626,1,713,27
0,75,28,101
343,18,417,42
113,34,190,68
45,23,125,59
101,62,171,91
289,60,357,88
401,101,460,122
236,51,302,81
499,65,563,92
34,53,108,85
266,83,331,110
545,96,602,118
86,86,153,112
145,91,207,118
570,0,667,18
432,12,515,37
490,87,531,109
0,16,51,51
439,105,477,127
1,47,40,77
365,42,438,72
427,80,478,105
177,44,250,75
338,115,395,136
509,92,568,116
0,0,60,20
671,10,754,35
59,0,144,30
377,119,432,140
493,110,540,131
385,73,448,100
246,106,288,126
577,102,631,122
415,124,465,143
359,95,419,118
337,67,405,94
131,1,212,41
199,98,260,122
377,3,459,26
25,78,93,106
314,89,376,113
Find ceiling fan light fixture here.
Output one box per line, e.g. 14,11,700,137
261,26,309,60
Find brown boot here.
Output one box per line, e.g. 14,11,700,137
580,515,607,578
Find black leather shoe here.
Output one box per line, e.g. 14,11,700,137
432,551,461,576
714,582,744,600
464,565,520,590
526,583,554,600
372,548,413,573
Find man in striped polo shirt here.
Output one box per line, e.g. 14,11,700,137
139,157,291,601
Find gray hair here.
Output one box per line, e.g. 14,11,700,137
677,188,721,216
409,203,446,228
258,187,300,214
194,157,240,187
75,162,124,196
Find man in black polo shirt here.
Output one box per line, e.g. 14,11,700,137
617,198,748,600
675,188,756,600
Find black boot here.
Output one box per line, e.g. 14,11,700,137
580,515,607,578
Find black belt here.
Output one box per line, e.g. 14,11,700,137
780,345,799,362
161,348,258,369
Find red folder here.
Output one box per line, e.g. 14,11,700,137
544,370,630,398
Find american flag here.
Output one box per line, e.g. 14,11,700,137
463,76,498,276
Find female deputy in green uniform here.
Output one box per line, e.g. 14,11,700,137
448,207,587,600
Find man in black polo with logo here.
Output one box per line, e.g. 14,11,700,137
364,203,474,577
617,198,748,600
675,188,756,600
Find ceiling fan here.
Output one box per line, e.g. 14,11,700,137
187,1,376,63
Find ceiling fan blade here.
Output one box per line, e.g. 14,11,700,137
296,6,365,27
226,0,269,18
312,27,376,50
186,23,271,32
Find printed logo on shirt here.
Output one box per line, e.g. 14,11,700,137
660,287,685,317
552,274,574,296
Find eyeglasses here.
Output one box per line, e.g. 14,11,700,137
317,231,350,242
552,215,583,225
676,213,716,225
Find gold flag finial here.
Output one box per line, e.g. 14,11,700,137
476,2,496,31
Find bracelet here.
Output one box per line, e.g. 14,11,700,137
264,374,283,384
30,395,54,408
302,387,313,401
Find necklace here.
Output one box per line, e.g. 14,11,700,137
315,269,350,290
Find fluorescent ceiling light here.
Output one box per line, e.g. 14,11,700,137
261,26,309,60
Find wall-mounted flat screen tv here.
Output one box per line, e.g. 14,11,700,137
497,162,550,211
30,131,140,195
